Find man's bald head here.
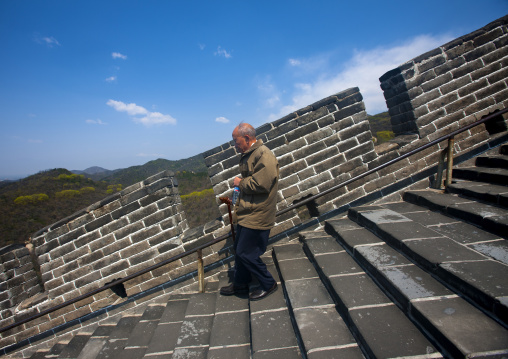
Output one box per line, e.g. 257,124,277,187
232,122,257,153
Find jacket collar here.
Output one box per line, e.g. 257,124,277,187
241,139,263,157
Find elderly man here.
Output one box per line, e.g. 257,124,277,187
220,123,279,301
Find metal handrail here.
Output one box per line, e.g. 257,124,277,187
1,107,507,335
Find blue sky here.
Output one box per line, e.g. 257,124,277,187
1,1,507,179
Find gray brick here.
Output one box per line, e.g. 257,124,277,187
417,54,446,73
75,230,101,248
63,246,90,264
114,222,144,240
333,102,366,122
280,159,307,178
131,226,162,243
49,242,76,260
142,207,174,227
296,107,328,126
128,203,158,223
338,121,370,141
67,213,94,231
120,241,150,259
293,141,327,161
307,146,340,166
128,249,158,266
428,93,459,112
74,271,101,289
100,260,129,278
445,94,476,114
84,214,114,233
92,252,121,271
286,122,320,143
452,59,484,79
58,227,86,246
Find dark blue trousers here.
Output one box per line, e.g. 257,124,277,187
233,225,276,291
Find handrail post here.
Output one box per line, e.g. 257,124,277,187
445,137,455,187
435,149,447,189
197,249,205,293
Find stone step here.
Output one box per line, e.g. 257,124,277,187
171,292,216,359
348,203,508,326
446,181,508,207
325,216,508,358
403,189,508,238
295,233,440,358
476,154,508,169
143,295,191,359
452,166,508,186
206,272,250,359
273,242,365,359
249,257,301,359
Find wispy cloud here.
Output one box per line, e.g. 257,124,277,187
86,119,107,125
215,116,230,124
268,34,453,119
198,43,206,50
12,135,43,144
107,99,177,126
105,76,117,83
112,52,127,60
34,34,61,48
215,46,232,59
256,76,281,108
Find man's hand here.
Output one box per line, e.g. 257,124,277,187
233,176,242,187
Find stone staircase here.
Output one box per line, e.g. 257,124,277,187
10,145,508,358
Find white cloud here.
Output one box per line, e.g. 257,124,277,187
198,43,206,50
34,34,60,47
105,76,117,82
112,52,127,60
86,119,107,125
215,46,232,59
215,116,230,124
107,99,176,126
269,34,454,119
256,76,281,108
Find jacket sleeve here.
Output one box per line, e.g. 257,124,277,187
240,149,278,195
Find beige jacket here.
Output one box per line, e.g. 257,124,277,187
233,139,279,230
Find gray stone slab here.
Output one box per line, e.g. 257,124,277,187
208,311,250,347
277,258,318,281
381,201,427,213
215,290,249,313
265,263,281,283
411,296,508,358
483,214,508,237
376,221,445,243
141,304,166,321
284,278,334,309
332,227,383,251
403,237,487,266
294,307,356,352
274,243,306,261
145,322,183,355
208,345,251,359
379,265,453,303
172,347,208,359
160,299,189,323
96,339,128,359
313,252,363,277
76,338,107,359
107,316,141,340
125,319,159,347
185,293,216,316
326,218,363,232
175,316,214,348
118,347,146,359
252,347,301,359
355,244,412,269
403,210,459,226
251,309,298,352
470,240,508,265
58,334,91,359
303,236,343,255
448,201,508,222
250,284,287,313
439,260,508,299
350,304,439,358
359,209,412,224
430,221,501,244
307,346,364,359
329,273,391,309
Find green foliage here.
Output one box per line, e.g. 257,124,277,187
79,187,95,194
14,193,49,205
56,190,80,198
56,173,85,182
181,188,214,200
377,131,395,143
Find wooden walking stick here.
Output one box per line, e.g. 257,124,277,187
219,196,236,242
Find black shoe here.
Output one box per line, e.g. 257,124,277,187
249,282,278,301
220,283,249,296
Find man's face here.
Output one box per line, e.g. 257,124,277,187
232,129,250,153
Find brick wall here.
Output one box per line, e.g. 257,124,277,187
0,244,42,317
203,87,378,235
380,15,508,138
